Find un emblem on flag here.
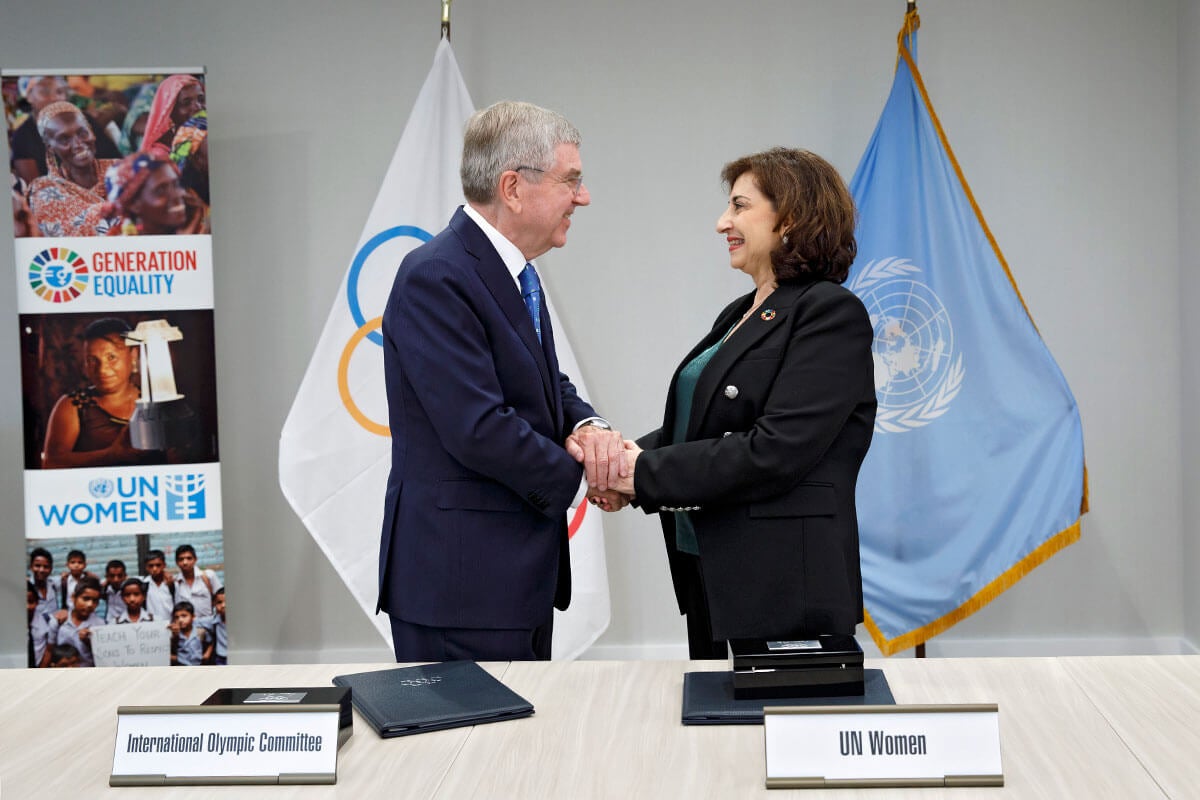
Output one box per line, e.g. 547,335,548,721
848,258,964,434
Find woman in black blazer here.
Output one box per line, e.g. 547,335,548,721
615,148,876,659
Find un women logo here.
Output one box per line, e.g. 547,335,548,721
848,257,964,434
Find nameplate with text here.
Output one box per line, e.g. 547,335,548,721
764,704,1002,789
111,705,341,786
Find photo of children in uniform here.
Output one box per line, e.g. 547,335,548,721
25,532,226,667
19,310,219,470
3,72,209,238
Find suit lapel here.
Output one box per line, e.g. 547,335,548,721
686,281,814,440
452,210,558,413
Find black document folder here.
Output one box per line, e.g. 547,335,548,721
201,686,353,746
332,661,533,738
681,668,894,725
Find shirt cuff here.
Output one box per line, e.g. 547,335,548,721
571,476,589,509
572,416,610,432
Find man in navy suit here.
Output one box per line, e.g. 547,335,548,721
378,101,625,662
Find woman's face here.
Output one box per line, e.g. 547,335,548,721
28,77,68,112
43,112,96,172
171,83,205,126
716,172,782,280
130,164,187,232
84,335,135,394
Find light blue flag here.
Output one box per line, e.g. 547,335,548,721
847,10,1087,656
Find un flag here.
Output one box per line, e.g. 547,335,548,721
847,11,1087,656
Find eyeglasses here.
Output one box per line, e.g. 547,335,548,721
515,165,585,196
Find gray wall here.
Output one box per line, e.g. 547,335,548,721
1182,0,1200,648
0,0,1193,663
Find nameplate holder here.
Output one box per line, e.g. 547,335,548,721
764,704,1002,789
111,704,341,786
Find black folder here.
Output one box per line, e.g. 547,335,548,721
331,661,534,738
681,668,894,725
201,686,353,746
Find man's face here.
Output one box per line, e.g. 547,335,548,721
121,585,145,613
30,555,51,583
176,551,196,573
67,556,86,577
146,558,165,579
74,588,100,618
513,142,590,261
106,565,126,586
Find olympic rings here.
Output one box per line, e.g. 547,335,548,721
338,315,390,437
346,225,432,347
338,224,432,434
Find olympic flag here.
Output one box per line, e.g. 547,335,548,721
279,39,610,658
847,10,1087,655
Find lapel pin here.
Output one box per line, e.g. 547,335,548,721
760,309,776,321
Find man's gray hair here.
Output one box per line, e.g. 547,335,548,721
460,101,581,204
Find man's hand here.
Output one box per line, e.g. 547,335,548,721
566,424,627,491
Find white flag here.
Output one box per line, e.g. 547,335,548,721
547,296,612,660
279,40,473,647
279,40,611,657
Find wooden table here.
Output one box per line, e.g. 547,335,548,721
1,657,1196,798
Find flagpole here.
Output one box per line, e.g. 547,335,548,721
442,0,452,40
905,0,925,663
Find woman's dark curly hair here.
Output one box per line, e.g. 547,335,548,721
721,147,857,283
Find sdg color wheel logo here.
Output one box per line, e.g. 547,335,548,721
29,247,89,303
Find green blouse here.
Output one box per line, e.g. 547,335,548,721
670,332,728,555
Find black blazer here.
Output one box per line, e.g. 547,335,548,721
634,278,876,640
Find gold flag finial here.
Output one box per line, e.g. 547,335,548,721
442,0,452,40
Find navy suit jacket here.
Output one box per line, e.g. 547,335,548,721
377,208,595,629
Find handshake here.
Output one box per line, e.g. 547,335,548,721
564,424,641,512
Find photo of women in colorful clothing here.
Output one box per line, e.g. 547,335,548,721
4,72,209,238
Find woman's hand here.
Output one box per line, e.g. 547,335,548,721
103,427,143,463
611,440,642,497
587,488,628,512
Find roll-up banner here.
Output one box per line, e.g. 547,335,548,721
4,70,226,669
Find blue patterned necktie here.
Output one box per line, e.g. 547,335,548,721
519,263,543,342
